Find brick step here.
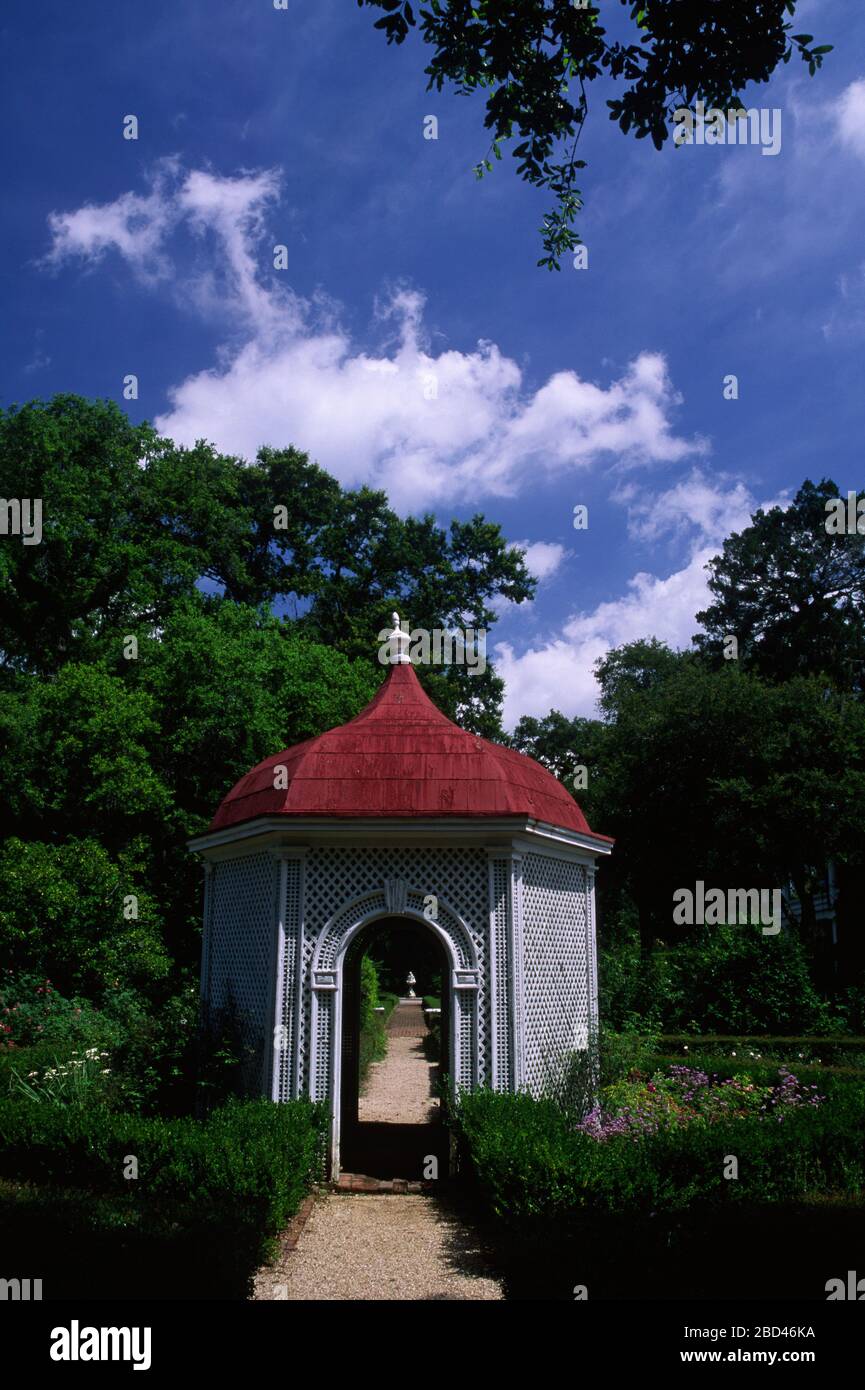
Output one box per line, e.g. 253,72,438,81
331,1174,436,1194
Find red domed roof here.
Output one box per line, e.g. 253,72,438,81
210,660,607,838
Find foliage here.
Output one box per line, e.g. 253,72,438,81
358,955,389,1089
0,395,533,732
587,651,865,955
695,479,865,692
452,1073,865,1233
580,1063,823,1140
357,1,830,268
0,970,106,1050
601,925,837,1035
8,1047,113,1106
0,840,169,999
599,1022,662,1087
0,1095,327,1230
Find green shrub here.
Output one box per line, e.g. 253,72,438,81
601,927,837,1036
656,1034,865,1069
0,969,110,1050
0,970,203,1114
452,1076,865,1237
358,955,388,1090
0,1096,326,1236
379,992,399,1021
0,837,169,999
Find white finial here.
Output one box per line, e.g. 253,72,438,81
388,612,411,664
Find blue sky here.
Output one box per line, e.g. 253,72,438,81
3,0,864,725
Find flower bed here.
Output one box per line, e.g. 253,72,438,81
580,1064,824,1139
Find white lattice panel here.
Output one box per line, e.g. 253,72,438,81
299,846,490,1097
208,852,277,1094
521,854,589,1095
489,857,511,1089
275,857,303,1101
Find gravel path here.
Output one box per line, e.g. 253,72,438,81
253,1193,505,1301
359,1000,439,1125
253,1000,503,1301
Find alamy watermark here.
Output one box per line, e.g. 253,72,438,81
0,497,42,545
377,623,486,674
0,1276,42,1300
673,882,781,935
673,100,782,157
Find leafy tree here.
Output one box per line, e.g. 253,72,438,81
0,396,533,732
0,664,172,852
595,636,686,716
510,707,606,814
0,837,169,998
357,0,831,267
588,644,865,961
694,479,865,692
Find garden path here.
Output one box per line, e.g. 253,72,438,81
253,999,504,1300
252,1193,505,1301
358,998,438,1125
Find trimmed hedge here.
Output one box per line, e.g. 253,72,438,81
0,1096,326,1233
657,1034,865,1066
452,1076,865,1233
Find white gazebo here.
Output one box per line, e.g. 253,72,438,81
189,619,612,1175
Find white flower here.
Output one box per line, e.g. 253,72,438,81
101,1068,111,1074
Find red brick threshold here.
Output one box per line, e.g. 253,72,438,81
331,1174,437,1194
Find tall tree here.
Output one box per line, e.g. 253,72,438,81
694,479,865,692
588,642,865,960
357,0,831,268
0,396,535,732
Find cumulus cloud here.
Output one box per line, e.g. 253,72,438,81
615,468,758,544
515,541,567,583
835,78,865,161
496,473,782,728
45,162,739,724
44,163,181,283
44,162,706,513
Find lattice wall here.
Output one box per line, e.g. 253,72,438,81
489,857,511,1089
521,854,590,1096
298,846,490,1099
207,852,276,1095
204,841,596,1109
274,856,303,1102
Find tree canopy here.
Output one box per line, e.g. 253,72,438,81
694,479,865,693
358,0,831,268
0,394,534,995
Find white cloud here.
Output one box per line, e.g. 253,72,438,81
45,163,706,513
496,474,784,728
44,160,182,283
616,468,757,544
496,549,715,727
515,541,567,583
835,78,865,161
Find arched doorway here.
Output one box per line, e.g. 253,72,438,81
339,917,451,1179
310,888,481,1178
